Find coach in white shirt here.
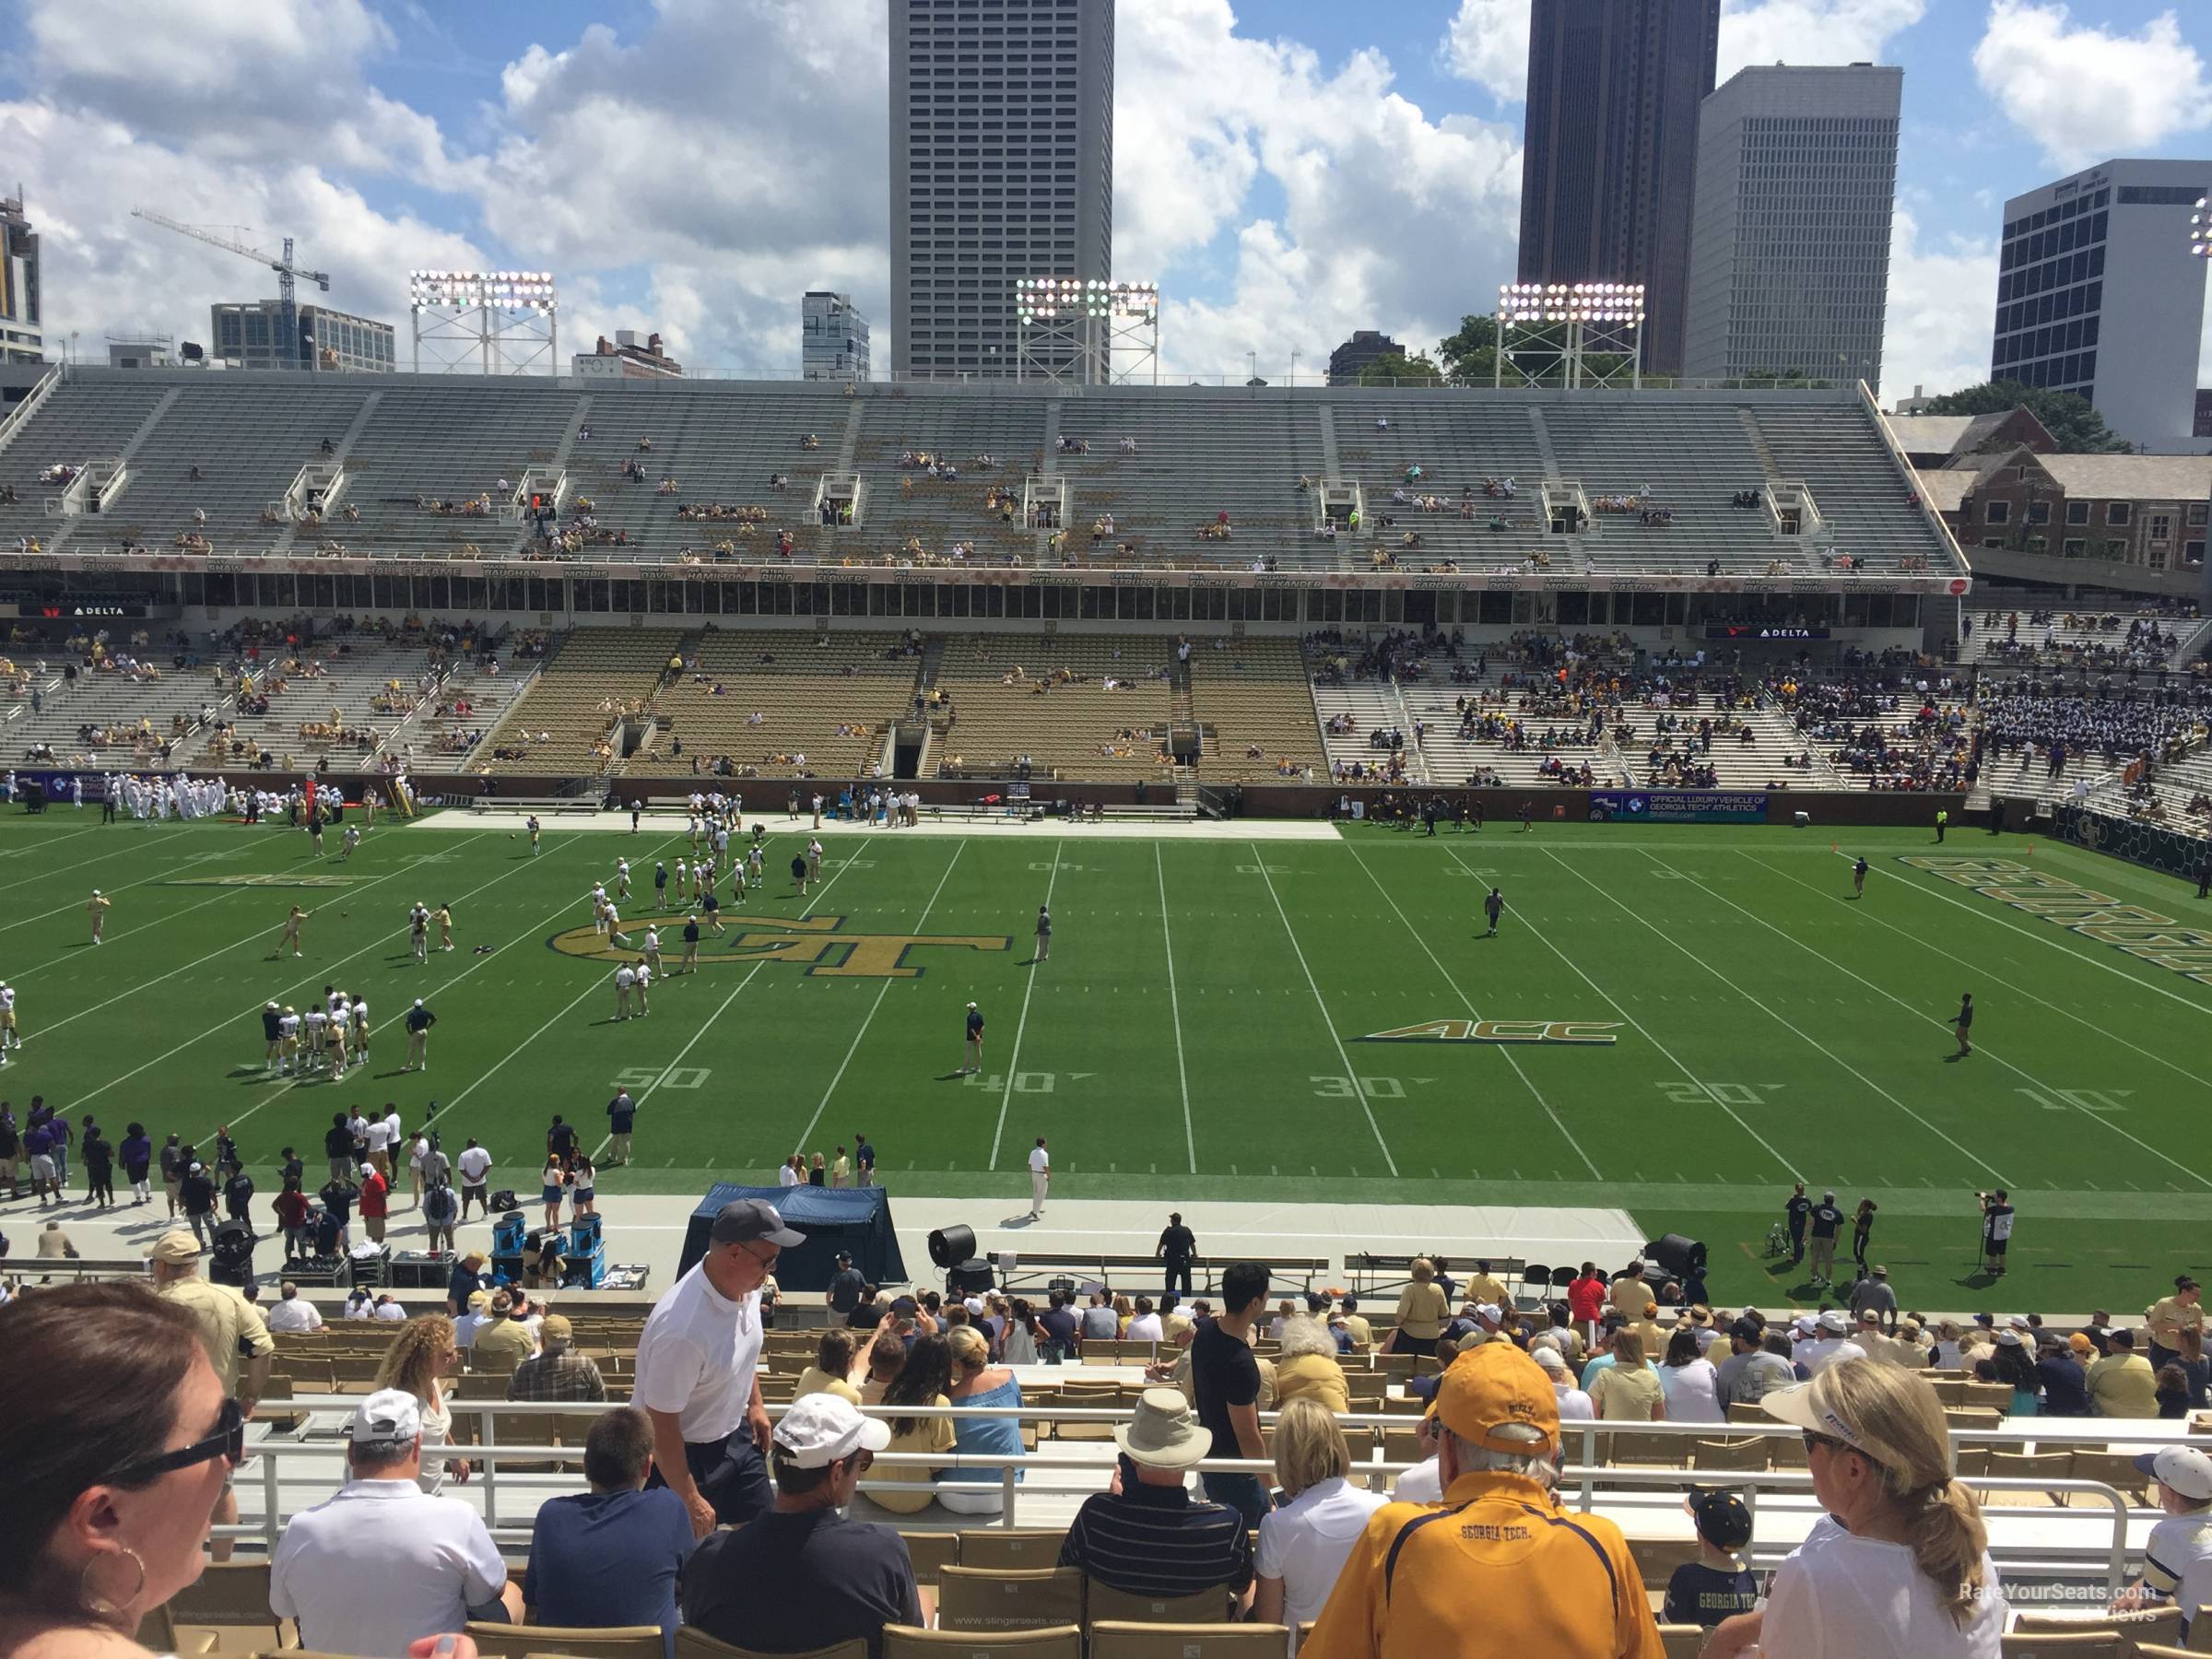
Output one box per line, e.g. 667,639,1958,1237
272,1390,520,1655
632,1196,804,1536
1028,1136,1050,1218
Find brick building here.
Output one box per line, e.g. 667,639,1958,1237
1919,445,2211,599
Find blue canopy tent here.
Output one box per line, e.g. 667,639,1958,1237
678,1184,906,1292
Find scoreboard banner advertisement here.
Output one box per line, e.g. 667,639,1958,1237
1590,790,1769,823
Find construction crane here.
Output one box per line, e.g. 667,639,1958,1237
130,206,331,369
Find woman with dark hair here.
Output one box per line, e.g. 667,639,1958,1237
1989,1330,2042,1417
1852,1198,1878,1274
872,1331,956,1514
0,1281,241,1658
1658,1325,1724,1423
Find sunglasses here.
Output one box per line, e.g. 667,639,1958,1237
1801,1429,1853,1459
110,1397,244,1485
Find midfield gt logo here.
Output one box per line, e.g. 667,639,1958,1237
547,913,1011,979
1359,1018,1621,1045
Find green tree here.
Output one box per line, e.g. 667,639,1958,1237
1920,380,2130,453
1435,313,1499,385
1359,351,1444,387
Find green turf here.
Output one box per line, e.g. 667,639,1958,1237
0,809,2206,1312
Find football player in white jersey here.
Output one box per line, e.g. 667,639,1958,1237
591,882,610,936
408,902,431,964
0,979,18,1062
277,1005,301,1075
350,996,371,1066
301,1004,328,1073
615,857,631,900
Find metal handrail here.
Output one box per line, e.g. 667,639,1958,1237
232,1394,2187,1583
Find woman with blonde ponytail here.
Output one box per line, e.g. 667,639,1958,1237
1702,1357,2006,1658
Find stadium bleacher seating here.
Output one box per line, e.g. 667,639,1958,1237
0,371,1969,584
629,629,919,781
475,628,683,776
932,632,1172,782
1186,638,1328,783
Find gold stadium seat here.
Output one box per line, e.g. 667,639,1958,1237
959,1531,1068,1571
900,1530,962,1584
1659,1629,1708,1659
1085,1584,1234,1627
675,1633,868,1659
163,1560,285,1650
883,1626,1082,1659
2012,1607,2183,1650
935,1567,1086,1634
1089,1623,1290,1658
465,1621,664,1659
1627,1537,1700,1591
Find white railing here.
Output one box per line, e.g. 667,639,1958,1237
225,1394,2198,1592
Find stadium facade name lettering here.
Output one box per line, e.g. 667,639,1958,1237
547,913,1010,979
1898,857,2212,985
1359,1019,1621,1045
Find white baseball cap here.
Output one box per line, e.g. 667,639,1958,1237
1532,1345,1569,1374
2136,1446,2212,1503
351,1388,422,1446
772,1393,889,1468
1817,1310,1850,1335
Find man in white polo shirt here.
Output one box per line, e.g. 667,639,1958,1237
633,1196,805,1536
271,1389,521,1655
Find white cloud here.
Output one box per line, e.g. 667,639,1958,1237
1972,1,2212,172
1438,0,1529,103
0,100,488,358
1119,1,1521,379
1717,0,1925,81
1881,206,1997,400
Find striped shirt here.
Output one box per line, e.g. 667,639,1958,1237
1058,1474,1253,1599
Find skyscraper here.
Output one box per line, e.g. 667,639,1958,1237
1517,0,1719,378
1991,159,2212,453
1682,65,1902,390
889,0,1114,382
802,292,872,382
0,191,42,366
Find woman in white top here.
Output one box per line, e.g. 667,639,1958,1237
1705,1358,2006,1659
1658,1326,1726,1424
372,1313,470,1494
1255,1398,1389,1647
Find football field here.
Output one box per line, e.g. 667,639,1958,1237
0,806,2206,1311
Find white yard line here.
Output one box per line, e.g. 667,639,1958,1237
1156,843,1196,1175
21,843,482,1049
587,840,871,1163
1441,842,1802,1180
1348,839,1600,1180
68,830,511,1115
1665,850,2211,1192
0,831,275,937
1753,850,2212,1093
793,841,969,1160
988,845,1061,1171
0,820,106,865
1250,841,1398,1177
1886,853,2212,1018
1543,847,2012,1187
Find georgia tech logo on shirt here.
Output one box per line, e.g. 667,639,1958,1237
1357,1018,1621,1045
547,913,1011,979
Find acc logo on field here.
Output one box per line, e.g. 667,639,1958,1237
1359,1018,1621,1045
547,912,1010,980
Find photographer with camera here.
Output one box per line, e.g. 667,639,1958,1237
1978,1190,2015,1278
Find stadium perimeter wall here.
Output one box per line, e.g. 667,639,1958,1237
326,771,1966,828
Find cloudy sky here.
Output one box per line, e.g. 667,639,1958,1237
6,0,2212,398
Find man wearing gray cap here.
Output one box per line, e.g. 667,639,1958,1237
635,1196,805,1535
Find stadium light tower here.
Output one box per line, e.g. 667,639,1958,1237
407,270,559,375
1014,276,1107,385
1495,281,1645,390
1104,281,1160,385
